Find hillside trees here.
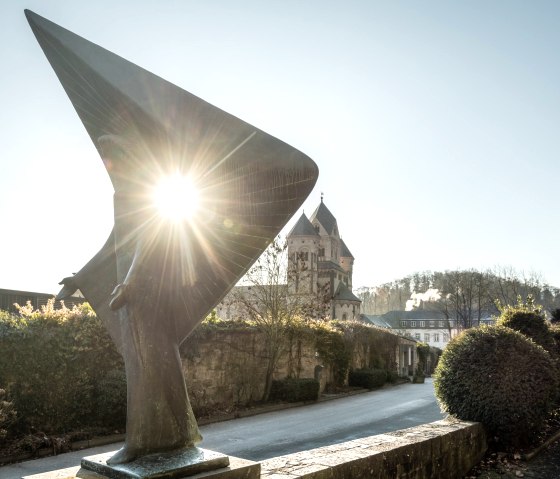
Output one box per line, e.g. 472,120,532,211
357,268,560,322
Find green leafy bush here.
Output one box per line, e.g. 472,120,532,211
434,325,557,447
414,342,430,383
348,368,386,389
95,369,127,428
386,370,399,383
269,378,319,402
0,388,16,445
497,297,556,352
0,302,124,434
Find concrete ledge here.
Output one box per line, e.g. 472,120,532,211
260,419,487,478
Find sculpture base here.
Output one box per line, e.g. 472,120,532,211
81,447,230,479
23,455,260,479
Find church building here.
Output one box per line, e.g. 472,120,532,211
216,198,361,321
287,198,361,320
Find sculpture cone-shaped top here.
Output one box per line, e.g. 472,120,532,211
26,10,318,338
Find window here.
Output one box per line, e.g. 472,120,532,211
401,320,407,327
319,247,325,257
410,321,416,327
443,333,449,342
415,333,421,340
424,333,430,342
434,333,440,342
429,321,435,328
438,321,444,328
342,313,347,320
419,321,425,327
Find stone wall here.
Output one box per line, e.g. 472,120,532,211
182,329,326,412
260,419,487,478
182,327,416,413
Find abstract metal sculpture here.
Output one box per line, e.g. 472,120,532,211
26,9,317,477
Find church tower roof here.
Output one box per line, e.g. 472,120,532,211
333,282,361,303
310,199,338,235
340,239,354,258
288,213,320,237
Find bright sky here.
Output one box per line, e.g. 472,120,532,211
1,1,559,294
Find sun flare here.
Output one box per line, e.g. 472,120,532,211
153,174,200,222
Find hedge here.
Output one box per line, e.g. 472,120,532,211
0,302,124,436
348,368,386,389
269,378,320,402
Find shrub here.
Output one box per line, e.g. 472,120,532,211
414,342,430,382
269,378,319,402
0,388,16,445
434,325,557,448
386,370,399,383
0,301,124,434
497,296,556,352
95,369,127,428
348,368,386,389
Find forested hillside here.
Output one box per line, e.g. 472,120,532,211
356,267,560,328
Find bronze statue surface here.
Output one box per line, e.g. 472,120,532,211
26,9,317,477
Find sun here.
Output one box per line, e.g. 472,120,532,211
153,174,200,222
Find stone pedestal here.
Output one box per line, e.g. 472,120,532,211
82,448,228,479
24,452,260,479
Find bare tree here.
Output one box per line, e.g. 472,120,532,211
232,237,327,401
432,269,493,333
487,266,544,309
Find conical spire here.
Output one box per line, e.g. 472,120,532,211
310,200,338,235
288,213,319,237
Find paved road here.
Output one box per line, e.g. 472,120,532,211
203,378,443,460
2,379,443,478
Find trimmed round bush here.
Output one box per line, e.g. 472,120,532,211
497,303,555,352
348,368,386,389
434,325,557,447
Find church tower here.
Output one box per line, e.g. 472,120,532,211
340,239,354,289
287,213,319,296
